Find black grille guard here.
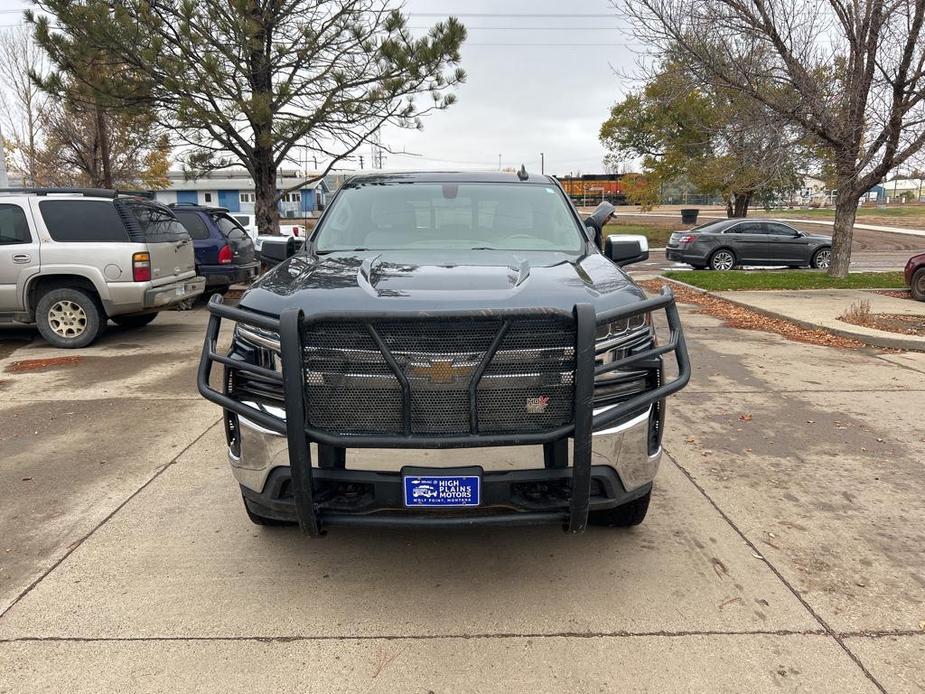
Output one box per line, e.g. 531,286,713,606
197,288,690,536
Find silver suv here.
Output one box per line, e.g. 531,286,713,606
0,188,205,348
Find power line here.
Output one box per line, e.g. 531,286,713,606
411,13,617,18
408,26,625,31
466,42,637,47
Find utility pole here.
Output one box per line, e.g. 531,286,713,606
540,152,544,175
359,155,364,170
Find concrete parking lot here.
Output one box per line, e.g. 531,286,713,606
0,304,923,692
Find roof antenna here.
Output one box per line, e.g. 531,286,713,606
517,164,529,181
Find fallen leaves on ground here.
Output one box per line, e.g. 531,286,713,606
874,290,913,300
639,279,867,350
840,311,925,336
6,356,81,373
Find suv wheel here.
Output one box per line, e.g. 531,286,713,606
912,268,925,302
588,491,651,527
811,247,832,269
709,249,736,271
35,288,104,349
112,313,158,329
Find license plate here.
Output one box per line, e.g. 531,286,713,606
403,475,480,507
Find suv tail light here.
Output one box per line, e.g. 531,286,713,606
218,244,233,264
291,226,300,237
679,235,697,245
132,252,151,282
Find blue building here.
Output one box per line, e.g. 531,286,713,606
154,169,331,217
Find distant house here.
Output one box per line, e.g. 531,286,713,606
153,169,332,217
882,177,924,203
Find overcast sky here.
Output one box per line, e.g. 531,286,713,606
0,0,642,176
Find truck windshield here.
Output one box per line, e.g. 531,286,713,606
314,182,583,252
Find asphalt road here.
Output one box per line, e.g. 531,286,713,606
0,307,924,692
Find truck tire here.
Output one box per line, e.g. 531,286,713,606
35,287,104,349
112,313,158,329
588,491,651,527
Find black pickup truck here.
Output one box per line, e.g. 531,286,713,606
198,171,689,536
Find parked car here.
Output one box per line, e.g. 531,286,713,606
905,251,925,301
666,218,833,270
197,171,690,535
0,187,204,348
169,204,259,295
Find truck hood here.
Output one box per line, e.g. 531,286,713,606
239,249,647,316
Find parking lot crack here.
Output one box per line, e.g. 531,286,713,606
0,418,222,623
662,447,888,694
0,628,832,644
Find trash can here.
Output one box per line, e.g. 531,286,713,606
681,208,699,224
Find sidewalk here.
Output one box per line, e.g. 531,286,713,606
711,288,925,351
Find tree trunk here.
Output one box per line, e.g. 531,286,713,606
829,188,859,277
95,105,113,189
26,96,36,186
731,191,751,217
246,7,277,236
725,197,734,217
253,142,280,236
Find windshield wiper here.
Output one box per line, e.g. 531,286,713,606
316,247,369,254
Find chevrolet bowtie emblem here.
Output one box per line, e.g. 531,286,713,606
410,359,475,384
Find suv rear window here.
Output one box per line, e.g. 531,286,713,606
0,204,31,244
39,200,130,242
173,211,211,240
121,202,190,243
212,214,247,240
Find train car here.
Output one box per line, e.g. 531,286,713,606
557,174,627,206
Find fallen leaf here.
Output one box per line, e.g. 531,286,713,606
738,414,753,422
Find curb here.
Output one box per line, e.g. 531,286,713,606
655,277,925,352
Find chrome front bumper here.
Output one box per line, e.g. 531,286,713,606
229,403,661,496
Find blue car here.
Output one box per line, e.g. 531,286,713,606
169,204,259,294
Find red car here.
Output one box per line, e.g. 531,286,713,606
906,252,925,301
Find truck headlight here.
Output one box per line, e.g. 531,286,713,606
593,312,654,405
234,324,282,373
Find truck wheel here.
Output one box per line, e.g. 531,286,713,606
35,288,104,349
911,268,925,301
588,491,651,528
112,313,158,329
242,494,292,527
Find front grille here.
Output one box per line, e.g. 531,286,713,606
301,317,576,437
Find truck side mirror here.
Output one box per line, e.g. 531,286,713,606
605,234,649,267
